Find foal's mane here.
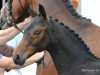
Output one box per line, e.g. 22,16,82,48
50,18,99,59
65,0,91,22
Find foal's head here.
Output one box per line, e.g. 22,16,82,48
13,5,50,65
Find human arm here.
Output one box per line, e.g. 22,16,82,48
0,17,32,45
0,51,44,70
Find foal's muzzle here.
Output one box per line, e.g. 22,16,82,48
13,54,25,66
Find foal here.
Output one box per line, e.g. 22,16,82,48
13,6,100,75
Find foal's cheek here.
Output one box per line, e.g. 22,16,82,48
26,46,36,57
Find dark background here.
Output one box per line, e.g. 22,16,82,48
0,1,2,9
0,0,7,9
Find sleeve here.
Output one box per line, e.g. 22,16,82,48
0,54,3,59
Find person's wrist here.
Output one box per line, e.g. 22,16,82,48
16,22,25,30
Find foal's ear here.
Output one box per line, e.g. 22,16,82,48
39,4,47,20
27,4,38,17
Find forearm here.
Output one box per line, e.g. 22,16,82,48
0,51,44,70
0,22,25,45
0,17,32,45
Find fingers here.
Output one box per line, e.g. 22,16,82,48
24,17,33,24
35,51,45,58
28,51,45,63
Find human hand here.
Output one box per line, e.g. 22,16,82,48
26,51,45,63
23,51,45,67
17,16,32,30
24,16,32,25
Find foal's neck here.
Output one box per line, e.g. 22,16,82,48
47,20,95,74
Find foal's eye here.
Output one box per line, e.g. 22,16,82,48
34,31,40,35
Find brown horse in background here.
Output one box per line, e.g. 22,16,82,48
0,0,78,29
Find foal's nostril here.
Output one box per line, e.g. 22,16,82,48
14,55,20,65
13,54,25,66
16,55,20,60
